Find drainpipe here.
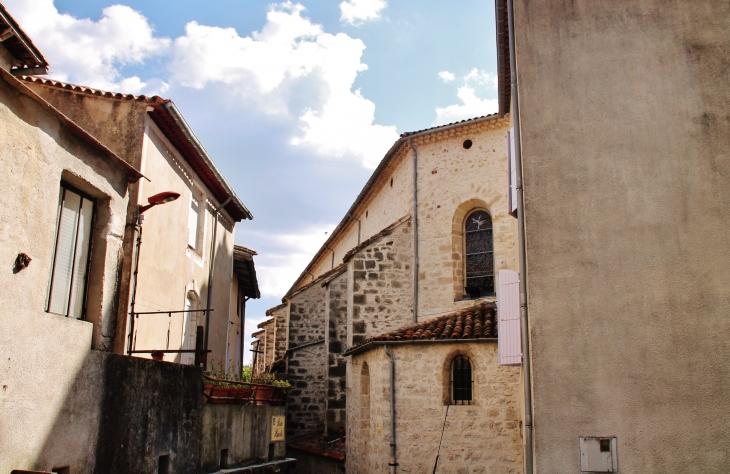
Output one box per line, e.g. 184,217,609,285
325,244,335,269
506,0,534,471
348,212,361,245
407,138,419,324
204,195,232,370
384,345,397,474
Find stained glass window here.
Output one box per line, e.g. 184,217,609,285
464,209,494,297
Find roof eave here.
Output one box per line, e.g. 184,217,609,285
0,2,50,70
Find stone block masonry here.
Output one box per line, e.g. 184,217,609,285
288,283,326,346
349,218,414,346
286,342,327,438
325,271,348,436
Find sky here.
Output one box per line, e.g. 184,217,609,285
6,0,499,363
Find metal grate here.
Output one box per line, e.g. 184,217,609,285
464,210,494,297
451,355,473,405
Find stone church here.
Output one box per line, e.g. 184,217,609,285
253,113,524,472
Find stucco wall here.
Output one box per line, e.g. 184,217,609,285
131,120,235,367
347,343,522,474
0,73,131,472
513,1,730,472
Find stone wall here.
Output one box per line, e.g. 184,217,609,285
273,305,289,361
346,342,522,474
349,218,414,346
286,342,327,438
264,319,275,369
288,283,326,346
325,271,348,436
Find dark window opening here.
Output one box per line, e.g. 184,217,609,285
451,355,473,405
463,139,473,149
366,210,368,218
158,455,169,474
220,449,229,468
268,443,275,461
600,439,611,452
390,177,393,187
52,467,71,474
464,210,494,297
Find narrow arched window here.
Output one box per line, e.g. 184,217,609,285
451,355,473,405
464,209,494,297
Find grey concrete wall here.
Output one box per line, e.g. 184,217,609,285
95,354,203,474
513,1,730,472
201,405,287,473
325,272,348,436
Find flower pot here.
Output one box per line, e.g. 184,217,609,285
210,386,231,404
255,385,275,406
202,383,214,404
151,351,164,361
232,386,253,404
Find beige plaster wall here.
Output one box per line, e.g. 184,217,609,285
130,119,235,366
513,1,730,472
347,343,523,474
0,75,130,472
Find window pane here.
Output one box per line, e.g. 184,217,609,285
68,198,94,319
464,210,494,296
188,195,199,248
48,190,81,315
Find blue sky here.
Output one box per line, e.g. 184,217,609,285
7,0,499,362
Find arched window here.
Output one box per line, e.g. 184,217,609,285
451,355,473,405
464,209,494,297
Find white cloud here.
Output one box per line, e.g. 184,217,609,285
3,0,170,94
438,70,456,83
464,68,498,88
433,85,498,126
246,225,333,297
340,0,387,25
168,2,398,168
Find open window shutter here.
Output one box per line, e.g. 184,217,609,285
498,269,521,366
507,128,518,217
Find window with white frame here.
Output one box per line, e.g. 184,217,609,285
47,184,95,319
188,192,202,250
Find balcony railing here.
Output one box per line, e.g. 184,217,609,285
127,309,212,366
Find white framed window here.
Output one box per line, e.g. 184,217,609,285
47,184,95,319
188,190,203,250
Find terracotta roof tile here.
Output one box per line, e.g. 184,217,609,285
400,113,500,138
288,433,346,462
345,302,497,354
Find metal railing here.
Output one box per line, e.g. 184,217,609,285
127,309,212,366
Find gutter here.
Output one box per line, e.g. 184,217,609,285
408,138,419,324
343,337,497,358
161,102,253,220
505,0,534,471
384,345,397,474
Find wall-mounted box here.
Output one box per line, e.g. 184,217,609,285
580,436,618,472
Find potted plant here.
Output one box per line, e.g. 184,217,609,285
272,379,292,406
252,373,276,405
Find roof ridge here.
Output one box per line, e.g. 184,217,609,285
20,75,169,103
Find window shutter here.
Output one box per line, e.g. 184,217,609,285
507,128,517,217
498,269,521,366
188,195,199,248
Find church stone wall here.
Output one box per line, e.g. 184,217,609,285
273,305,289,361
347,342,523,474
325,271,349,436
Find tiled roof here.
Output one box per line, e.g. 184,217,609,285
400,113,499,138
257,318,274,329
0,3,49,70
344,302,497,355
287,433,346,462
20,76,252,222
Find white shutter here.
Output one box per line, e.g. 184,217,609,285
188,195,199,248
67,198,94,318
507,128,518,217
498,269,521,366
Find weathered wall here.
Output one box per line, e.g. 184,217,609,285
0,72,130,473
513,1,730,472
262,319,275,369
95,354,203,474
347,343,522,474
273,304,289,362
325,271,348,436
131,119,235,368
201,405,287,473
349,219,414,345
287,342,327,438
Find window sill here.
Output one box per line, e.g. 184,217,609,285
454,295,496,303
